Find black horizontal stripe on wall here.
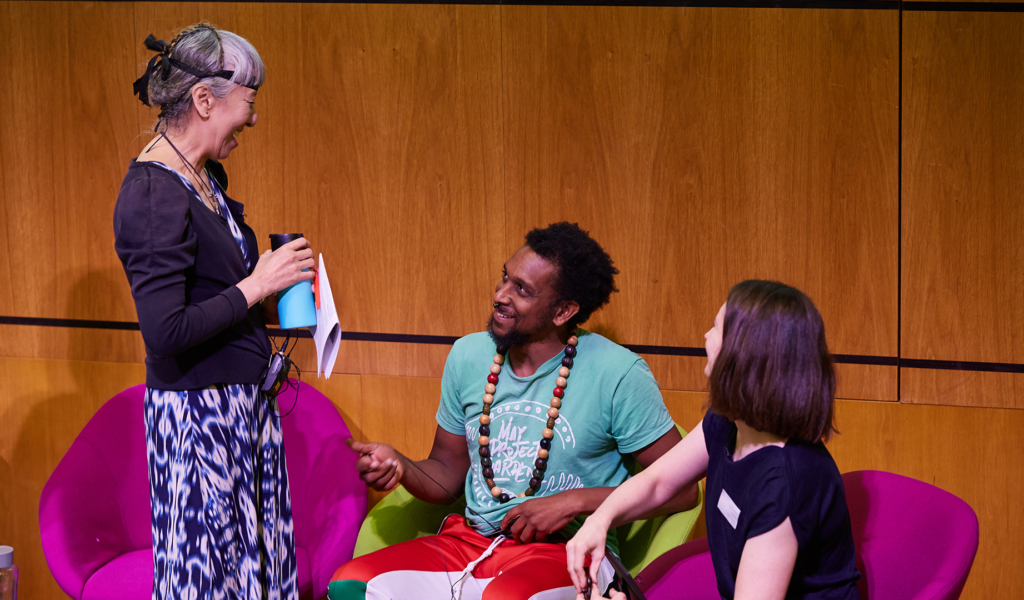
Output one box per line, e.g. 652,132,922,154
902,2,1024,12
832,354,900,366
71,0,1024,13
901,358,1024,374
266,328,896,365
0,316,141,330
622,344,708,357
3,316,1020,373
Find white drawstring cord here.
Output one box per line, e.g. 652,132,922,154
452,534,506,600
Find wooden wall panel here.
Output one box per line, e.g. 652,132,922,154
645,354,897,400
299,372,363,436
285,338,451,379
354,374,444,507
132,1,307,261
827,400,1024,600
661,389,709,433
0,324,146,363
3,2,1022,598
2,2,507,343
901,366,1024,409
833,363,897,402
0,357,147,600
356,374,441,459
0,1,140,323
0,323,455,380
502,7,899,387
902,11,1024,408
0,324,895,401
290,3,506,338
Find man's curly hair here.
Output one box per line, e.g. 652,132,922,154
525,222,619,328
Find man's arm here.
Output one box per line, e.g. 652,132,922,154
632,426,702,514
347,424,470,504
500,426,701,542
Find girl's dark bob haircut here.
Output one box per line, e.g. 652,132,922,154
709,280,838,443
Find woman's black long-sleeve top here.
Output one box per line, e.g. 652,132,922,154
113,159,272,390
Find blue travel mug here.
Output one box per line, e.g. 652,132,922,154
269,233,317,329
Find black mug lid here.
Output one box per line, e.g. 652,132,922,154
269,233,304,250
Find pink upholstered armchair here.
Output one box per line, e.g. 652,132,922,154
842,470,979,600
39,381,366,600
637,470,979,600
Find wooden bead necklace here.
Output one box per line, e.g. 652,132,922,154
477,333,579,504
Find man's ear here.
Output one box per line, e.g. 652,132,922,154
552,301,580,328
191,85,214,118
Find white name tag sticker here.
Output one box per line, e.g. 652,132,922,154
717,489,741,529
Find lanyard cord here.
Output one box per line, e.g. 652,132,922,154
402,458,505,537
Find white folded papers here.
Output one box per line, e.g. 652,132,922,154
310,253,341,378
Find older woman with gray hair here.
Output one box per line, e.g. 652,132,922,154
114,23,309,600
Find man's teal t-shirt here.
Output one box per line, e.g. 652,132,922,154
436,329,675,551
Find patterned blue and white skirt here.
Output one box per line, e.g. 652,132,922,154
145,384,298,600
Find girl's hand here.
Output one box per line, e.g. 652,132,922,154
565,518,610,595
575,584,625,600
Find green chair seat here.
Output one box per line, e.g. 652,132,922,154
352,425,705,576
352,485,463,558
614,479,704,575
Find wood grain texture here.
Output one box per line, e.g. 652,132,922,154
642,355,710,395
661,389,709,433
356,374,442,458
833,363,897,402
0,323,454,379
3,2,505,346
502,6,899,367
132,1,308,262
901,366,1024,409
644,354,897,400
283,338,451,380
0,357,147,600
0,324,147,363
291,3,506,338
0,1,140,323
2,2,1021,597
827,400,1024,600
0,322,896,403
303,373,363,438
356,374,445,507
902,11,1024,373
826,399,900,473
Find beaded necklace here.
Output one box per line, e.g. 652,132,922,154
477,333,579,504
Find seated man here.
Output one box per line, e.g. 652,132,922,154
332,222,699,600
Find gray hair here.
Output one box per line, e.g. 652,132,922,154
147,23,264,131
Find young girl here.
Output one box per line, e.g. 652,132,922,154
567,280,860,600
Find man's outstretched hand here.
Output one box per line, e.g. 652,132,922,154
347,438,404,491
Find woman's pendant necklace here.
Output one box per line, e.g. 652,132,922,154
477,332,579,504
192,173,221,216
159,131,221,216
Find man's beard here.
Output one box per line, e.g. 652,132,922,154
487,314,530,351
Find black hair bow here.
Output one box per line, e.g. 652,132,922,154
132,33,239,108
132,35,172,107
